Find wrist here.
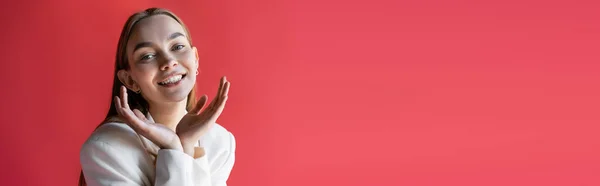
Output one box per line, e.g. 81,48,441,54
169,144,184,152
182,143,195,157
162,138,184,152
179,138,195,157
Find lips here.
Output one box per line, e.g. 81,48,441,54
158,73,186,86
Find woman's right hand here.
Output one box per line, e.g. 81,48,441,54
114,86,183,151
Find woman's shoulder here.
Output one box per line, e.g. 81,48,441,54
79,121,155,184
80,121,142,152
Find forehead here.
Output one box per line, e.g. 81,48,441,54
127,14,186,44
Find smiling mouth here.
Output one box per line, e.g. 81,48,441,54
158,74,186,86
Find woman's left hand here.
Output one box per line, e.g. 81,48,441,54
176,76,230,157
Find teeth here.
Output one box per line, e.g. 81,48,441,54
159,75,183,85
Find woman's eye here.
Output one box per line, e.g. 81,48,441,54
141,54,155,61
172,44,185,51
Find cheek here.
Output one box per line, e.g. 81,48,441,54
132,67,158,85
176,52,197,68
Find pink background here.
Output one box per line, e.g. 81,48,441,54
0,0,598,185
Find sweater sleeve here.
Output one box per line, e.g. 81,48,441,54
154,149,196,185
188,131,236,186
140,131,236,186
210,131,236,186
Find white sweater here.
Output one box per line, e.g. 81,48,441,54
80,121,235,186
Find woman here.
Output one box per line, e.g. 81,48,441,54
79,7,235,186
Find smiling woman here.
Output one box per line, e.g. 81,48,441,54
78,7,235,186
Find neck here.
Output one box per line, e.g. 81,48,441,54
147,99,188,131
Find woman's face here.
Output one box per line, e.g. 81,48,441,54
122,14,198,105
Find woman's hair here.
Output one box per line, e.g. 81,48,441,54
78,7,197,186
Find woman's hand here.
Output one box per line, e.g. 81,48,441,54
176,76,230,157
114,86,183,151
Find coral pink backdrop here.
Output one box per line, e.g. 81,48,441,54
0,0,598,185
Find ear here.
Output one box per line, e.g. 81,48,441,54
117,70,140,92
193,46,199,66
192,46,200,74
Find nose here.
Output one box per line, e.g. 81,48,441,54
160,55,178,71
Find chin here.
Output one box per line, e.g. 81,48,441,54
163,93,189,102
163,87,194,102
155,84,194,103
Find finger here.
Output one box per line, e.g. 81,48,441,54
121,86,130,110
118,104,137,122
222,81,230,97
133,109,147,122
211,95,228,121
114,96,121,109
213,82,230,115
119,86,126,109
213,76,226,105
147,112,155,123
114,96,123,116
121,109,151,134
114,94,151,135
219,76,227,96
189,94,208,115
204,78,225,112
120,109,137,122
207,81,230,118
206,93,228,123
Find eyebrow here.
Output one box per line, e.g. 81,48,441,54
132,32,186,53
133,42,152,53
168,32,185,40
